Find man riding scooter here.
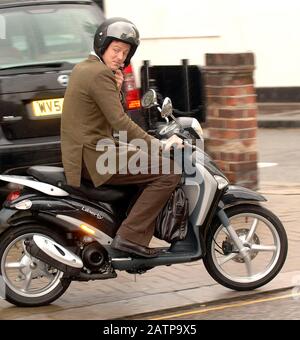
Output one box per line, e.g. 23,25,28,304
61,17,184,258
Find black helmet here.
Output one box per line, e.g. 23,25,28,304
94,17,140,67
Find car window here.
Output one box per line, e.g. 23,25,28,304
0,3,104,68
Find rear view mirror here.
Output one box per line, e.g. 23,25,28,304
161,97,173,118
141,89,158,109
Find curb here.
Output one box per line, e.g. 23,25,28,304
115,270,299,320
258,118,300,128
259,181,300,195
121,287,295,320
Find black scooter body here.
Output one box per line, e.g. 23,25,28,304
0,184,265,272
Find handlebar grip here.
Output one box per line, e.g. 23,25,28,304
147,130,157,135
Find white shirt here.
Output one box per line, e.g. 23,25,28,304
90,51,102,62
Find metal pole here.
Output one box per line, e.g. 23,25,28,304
142,60,150,93
182,59,190,112
141,60,152,129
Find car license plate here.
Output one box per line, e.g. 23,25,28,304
31,98,64,117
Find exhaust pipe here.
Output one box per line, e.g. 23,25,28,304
26,235,83,276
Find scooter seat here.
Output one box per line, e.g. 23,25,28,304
27,166,136,202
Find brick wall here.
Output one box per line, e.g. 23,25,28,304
204,53,258,189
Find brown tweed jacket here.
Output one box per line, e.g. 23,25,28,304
61,55,154,187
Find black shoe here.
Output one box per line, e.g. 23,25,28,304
111,235,159,258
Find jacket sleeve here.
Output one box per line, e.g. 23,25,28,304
89,68,155,145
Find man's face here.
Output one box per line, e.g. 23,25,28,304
102,40,131,72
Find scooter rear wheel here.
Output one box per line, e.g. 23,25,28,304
0,224,71,307
203,204,288,291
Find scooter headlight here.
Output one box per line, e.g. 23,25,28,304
214,175,229,190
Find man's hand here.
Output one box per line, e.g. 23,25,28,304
162,135,184,151
115,69,124,92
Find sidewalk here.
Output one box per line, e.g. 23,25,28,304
257,103,300,128
1,182,299,320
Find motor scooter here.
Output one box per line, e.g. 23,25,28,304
0,90,287,307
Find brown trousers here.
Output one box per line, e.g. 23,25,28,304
104,158,182,247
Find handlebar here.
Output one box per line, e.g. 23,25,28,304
160,138,198,152
173,108,194,117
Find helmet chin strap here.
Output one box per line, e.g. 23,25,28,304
100,56,105,64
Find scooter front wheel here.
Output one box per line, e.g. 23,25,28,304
0,224,71,307
203,204,288,291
